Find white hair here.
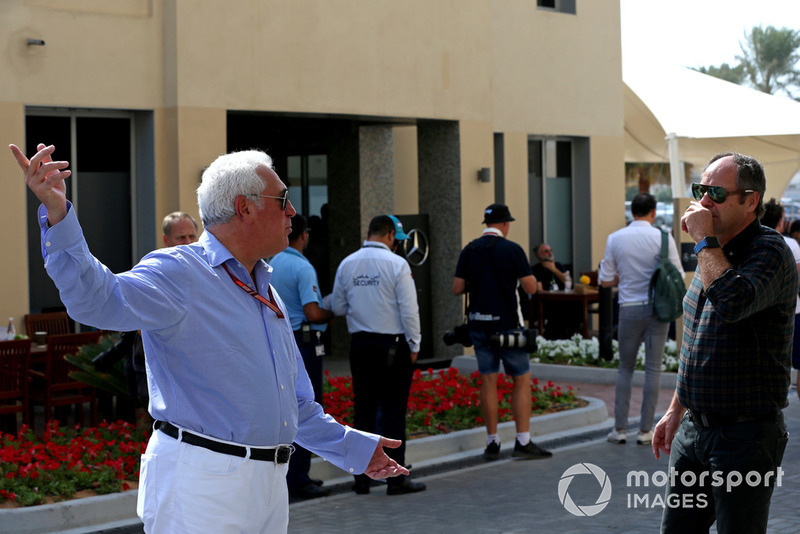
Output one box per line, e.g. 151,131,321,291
197,150,274,228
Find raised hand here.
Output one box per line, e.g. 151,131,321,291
9,143,71,225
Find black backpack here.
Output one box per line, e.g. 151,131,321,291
649,231,686,323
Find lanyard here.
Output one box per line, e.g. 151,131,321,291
222,263,285,319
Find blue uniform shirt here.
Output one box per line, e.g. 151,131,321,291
270,247,327,333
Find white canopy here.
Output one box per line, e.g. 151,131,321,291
623,60,800,197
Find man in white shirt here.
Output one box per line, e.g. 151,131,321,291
330,214,425,495
599,193,685,445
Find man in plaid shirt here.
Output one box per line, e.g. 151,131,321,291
653,152,796,533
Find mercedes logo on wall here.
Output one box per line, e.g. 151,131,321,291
401,228,429,266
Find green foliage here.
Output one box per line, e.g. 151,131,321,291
738,26,800,98
624,163,674,202
694,63,746,85
65,334,130,399
695,25,800,100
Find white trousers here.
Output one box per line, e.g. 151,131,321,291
137,429,290,534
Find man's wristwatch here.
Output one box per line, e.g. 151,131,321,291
694,236,721,255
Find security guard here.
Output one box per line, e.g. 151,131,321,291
330,214,425,495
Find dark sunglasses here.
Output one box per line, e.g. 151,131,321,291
250,190,290,210
690,183,754,204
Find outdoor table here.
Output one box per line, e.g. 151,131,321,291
535,287,599,339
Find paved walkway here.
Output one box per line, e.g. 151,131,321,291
73,362,799,534
287,388,800,534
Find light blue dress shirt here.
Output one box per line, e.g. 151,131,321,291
269,247,327,332
38,204,376,474
331,241,421,352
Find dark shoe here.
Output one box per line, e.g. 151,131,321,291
290,482,331,499
387,475,426,495
311,478,324,487
484,441,501,461
512,439,552,459
353,476,370,495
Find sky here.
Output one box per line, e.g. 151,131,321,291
620,1,800,190
620,0,800,70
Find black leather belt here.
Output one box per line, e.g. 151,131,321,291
155,421,292,463
688,410,778,428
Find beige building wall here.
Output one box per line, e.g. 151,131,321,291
155,106,226,239
458,120,497,240
0,0,625,334
503,132,532,256
0,101,30,331
590,135,627,268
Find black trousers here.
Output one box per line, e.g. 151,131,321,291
286,329,324,490
349,332,413,470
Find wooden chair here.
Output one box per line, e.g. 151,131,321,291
24,311,72,339
29,331,101,430
0,339,31,434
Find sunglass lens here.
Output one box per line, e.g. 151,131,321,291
691,184,726,203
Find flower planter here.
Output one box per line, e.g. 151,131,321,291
0,396,608,534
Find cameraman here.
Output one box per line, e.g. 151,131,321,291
452,203,552,462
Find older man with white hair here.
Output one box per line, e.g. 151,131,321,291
10,142,408,534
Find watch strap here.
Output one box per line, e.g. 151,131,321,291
694,236,720,255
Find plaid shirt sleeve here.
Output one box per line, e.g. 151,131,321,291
677,228,796,415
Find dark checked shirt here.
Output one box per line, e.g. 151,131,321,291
677,219,796,415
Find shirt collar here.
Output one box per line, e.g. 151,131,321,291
201,230,271,277
629,220,652,227
362,240,391,251
482,228,504,237
722,218,762,264
280,246,305,259
201,231,233,267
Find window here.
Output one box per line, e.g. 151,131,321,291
536,0,576,15
528,138,574,266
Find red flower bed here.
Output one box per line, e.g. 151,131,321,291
0,420,148,507
1,368,581,507
324,367,581,435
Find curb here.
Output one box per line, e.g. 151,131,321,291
451,355,678,389
0,490,139,534
308,395,608,486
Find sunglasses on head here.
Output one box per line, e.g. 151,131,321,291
690,183,754,204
